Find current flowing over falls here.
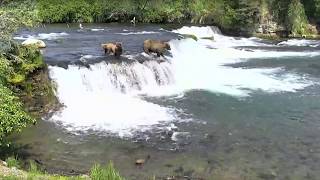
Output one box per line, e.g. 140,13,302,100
48,26,319,137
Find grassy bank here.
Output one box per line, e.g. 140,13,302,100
0,157,124,180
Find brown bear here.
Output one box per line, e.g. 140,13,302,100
143,39,171,57
101,42,123,58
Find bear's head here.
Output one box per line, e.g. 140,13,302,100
164,42,171,50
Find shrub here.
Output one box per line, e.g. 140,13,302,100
0,84,35,145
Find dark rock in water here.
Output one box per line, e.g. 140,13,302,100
174,166,184,174
160,130,175,140
167,130,174,137
138,59,145,64
157,59,166,63
34,159,43,165
201,36,214,40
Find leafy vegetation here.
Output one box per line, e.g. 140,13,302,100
0,0,57,146
34,0,320,36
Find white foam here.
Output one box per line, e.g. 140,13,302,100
49,61,176,137
173,26,267,48
14,32,69,41
38,32,69,40
91,28,104,32
168,38,315,96
173,26,221,38
278,39,320,47
116,31,160,35
13,35,34,40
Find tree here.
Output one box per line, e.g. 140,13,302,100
288,0,309,35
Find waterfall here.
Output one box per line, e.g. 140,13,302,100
48,26,319,137
49,60,176,137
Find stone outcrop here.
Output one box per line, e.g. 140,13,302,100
22,39,46,48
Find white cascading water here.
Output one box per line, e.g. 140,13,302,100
49,26,320,136
49,61,176,137
14,32,69,40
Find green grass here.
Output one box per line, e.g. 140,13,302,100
90,162,124,180
0,160,125,180
5,156,20,168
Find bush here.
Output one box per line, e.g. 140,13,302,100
0,84,35,145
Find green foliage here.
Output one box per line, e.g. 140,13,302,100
5,156,20,168
90,162,125,180
28,160,41,174
0,0,39,38
0,56,12,84
288,0,309,35
0,3,45,145
0,84,35,145
302,0,320,20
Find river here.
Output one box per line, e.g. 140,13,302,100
12,23,320,179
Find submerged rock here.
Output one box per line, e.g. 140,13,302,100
201,36,214,40
22,39,46,48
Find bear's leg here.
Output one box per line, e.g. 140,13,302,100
144,47,150,54
107,48,112,54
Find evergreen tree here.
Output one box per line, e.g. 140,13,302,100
288,0,309,35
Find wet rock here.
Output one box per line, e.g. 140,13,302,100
201,36,214,41
22,39,46,48
181,34,198,41
1,160,7,167
167,130,174,137
258,171,277,180
135,159,145,165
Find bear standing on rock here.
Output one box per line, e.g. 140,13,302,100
143,39,171,57
101,42,123,58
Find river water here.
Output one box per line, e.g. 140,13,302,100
12,23,320,179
